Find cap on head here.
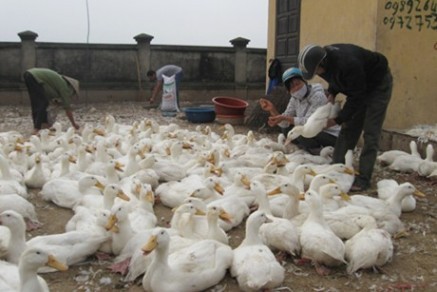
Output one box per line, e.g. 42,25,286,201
298,44,326,80
62,75,80,97
282,67,303,84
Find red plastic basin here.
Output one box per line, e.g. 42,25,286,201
212,96,249,116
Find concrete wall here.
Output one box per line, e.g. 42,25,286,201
267,0,436,130
0,31,266,105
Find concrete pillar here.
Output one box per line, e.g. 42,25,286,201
134,33,154,101
134,33,154,78
230,37,250,86
18,30,38,75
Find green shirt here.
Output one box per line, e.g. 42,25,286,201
27,68,74,109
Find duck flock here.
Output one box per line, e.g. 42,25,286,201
0,113,433,292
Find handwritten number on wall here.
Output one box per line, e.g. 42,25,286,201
383,0,437,30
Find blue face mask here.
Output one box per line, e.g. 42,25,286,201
291,84,308,100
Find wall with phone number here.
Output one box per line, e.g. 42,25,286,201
383,0,437,31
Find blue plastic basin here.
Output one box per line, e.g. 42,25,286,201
184,107,216,123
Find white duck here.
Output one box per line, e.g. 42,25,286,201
188,205,231,244
266,165,316,217
49,152,79,180
0,154,28,198
0,210,28,264
105,202,136,255
222,171,254,207
156,175,214,209
251,181,301,257
190,180,250,232
1,210,107,271
299,190,346,275
39,175,105,209
377,140,420,165
141,227,233,292
0,247,67,292
327,204,406,238
0,150,24,182
344,215,393,274
78,183,131,211
285,102,334,142
377,179,417,212
0,194,40,230
24,153,51,189
126,183,157,233
389,142,434,173
116,143,143,178
347,182,425,217
64,207,111,241
231,210,285,291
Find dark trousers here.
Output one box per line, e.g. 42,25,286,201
23,71,49,129
282,126,337,152
333,70,393,187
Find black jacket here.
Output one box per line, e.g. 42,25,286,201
320,44,389,125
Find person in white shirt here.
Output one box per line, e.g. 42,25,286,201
259,67,340,154
146,65,183,107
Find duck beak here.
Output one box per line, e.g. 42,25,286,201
146,190,155,203
182,142,192,149
298,192,305,200
219,210,233,223
241,175,251,189
413,190,426,198
115,161,124,172
134,183,142,195
68,155,77,164
117,190,130,201
340,192,351,201
47,254,68,271
224,149,231,158
142,235,158,255
93,128,106,136
212,166,223,177
138,150,145,160
14,144,23,152
206,153,216,165
105,214,118,231
195,209,206,216
214,183,224,195
343,167,355,175
85,145,95,153
95,180,105,191
267,186,282,196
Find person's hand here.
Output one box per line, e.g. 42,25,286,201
268,115,285,127
325,118,337,128
327,93,336,104
259,98,274,112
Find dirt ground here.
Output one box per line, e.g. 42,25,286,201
1,101,437,292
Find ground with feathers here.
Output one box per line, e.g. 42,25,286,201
1,101,436,291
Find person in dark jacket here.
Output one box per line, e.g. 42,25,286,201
266,58,282,94
23,68,80,135
298,44,393,191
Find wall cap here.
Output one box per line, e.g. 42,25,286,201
18,30,38,41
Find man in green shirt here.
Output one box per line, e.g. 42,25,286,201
23,68,80,134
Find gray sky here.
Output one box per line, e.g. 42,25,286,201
1,0,268,48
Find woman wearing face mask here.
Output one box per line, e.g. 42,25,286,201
259,67,340,154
